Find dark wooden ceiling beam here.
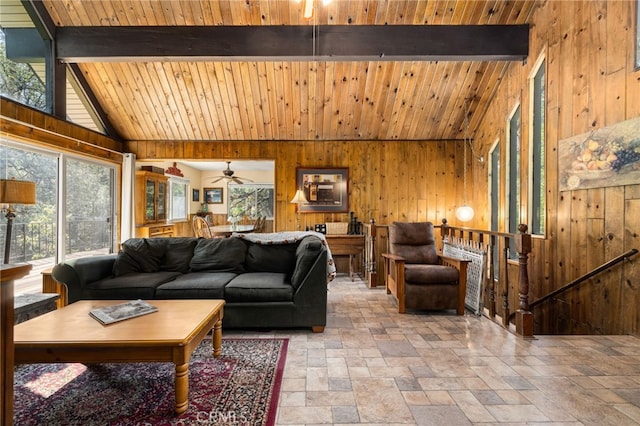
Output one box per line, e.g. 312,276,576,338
57,25,529,62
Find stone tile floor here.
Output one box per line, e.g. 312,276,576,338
225,275,640,425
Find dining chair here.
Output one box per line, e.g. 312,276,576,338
192,216,213,238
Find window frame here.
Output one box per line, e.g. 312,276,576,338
506,103,521,259
167,176,189,222
227,183,275,220
528,52,547,236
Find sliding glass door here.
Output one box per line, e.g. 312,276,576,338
65,158,115,258
1,139,116,294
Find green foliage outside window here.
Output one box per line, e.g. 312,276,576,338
228,184,274,220
0,30,46,110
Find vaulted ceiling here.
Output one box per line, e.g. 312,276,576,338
37,0,539,142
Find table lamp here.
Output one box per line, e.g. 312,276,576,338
1,178,36,264
290,189,308,230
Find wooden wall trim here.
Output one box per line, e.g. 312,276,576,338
1,97,123,163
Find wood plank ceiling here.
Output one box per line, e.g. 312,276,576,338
41,0,539,142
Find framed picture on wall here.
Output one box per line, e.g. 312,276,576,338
204,187,224,204
296,167,348,213
192,189,200,202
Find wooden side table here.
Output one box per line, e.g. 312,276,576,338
42,267,67,308
1,263,32,426
325,235,365,281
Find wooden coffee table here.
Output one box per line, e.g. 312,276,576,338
14,299,224,415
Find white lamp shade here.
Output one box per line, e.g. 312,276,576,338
290,189,308,204
455,205,474,222
0,179,36,205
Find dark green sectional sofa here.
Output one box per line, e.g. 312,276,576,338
51,235,328,332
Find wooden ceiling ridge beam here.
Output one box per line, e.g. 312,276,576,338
56,25,529,63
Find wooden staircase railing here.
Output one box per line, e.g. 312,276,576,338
528,248,639,310
365,218,638,338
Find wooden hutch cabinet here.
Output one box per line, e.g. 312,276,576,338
135,170,174,238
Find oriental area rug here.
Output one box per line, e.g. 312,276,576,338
14,338,288,426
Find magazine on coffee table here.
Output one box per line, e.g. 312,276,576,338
89,299,158,325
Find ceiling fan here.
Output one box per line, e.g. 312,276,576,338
210,161,254,185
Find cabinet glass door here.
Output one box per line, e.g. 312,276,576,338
145,178,156,222
157,180,167,220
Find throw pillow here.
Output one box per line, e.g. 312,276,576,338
113,238,166,276
245,242,297,275
161,238,198,273
190,237,247,273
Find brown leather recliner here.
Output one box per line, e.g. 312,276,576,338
382,222,470,314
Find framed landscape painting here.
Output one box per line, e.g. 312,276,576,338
204,187,224,204
296,168,348,213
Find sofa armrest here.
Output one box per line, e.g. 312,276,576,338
52,254,117,303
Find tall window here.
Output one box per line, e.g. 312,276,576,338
228,184,274,219
168,177,189,221
65,158,115,257
1,139,116,294
507,105,521,258
530,58,546,235
489,140,500,274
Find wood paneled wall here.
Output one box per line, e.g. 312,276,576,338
126,139,471,233
471,1,640,335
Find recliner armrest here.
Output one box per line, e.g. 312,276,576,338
439,255,471,271
439,255,471,315
381,253,405,262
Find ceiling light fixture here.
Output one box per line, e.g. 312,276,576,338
455,100,475,223
295,0,332,20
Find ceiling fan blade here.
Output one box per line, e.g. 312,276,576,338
231,177,245,184
210,176,224,183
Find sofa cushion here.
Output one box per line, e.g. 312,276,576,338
291,236,323,289
190,237,247,273
155,271,235,299
161,238,199,273
244,242,297,275
224,272,293,303
113,238,167,276
84,271,181,299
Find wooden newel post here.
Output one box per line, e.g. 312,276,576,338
514,223,533,338
440,218,450,249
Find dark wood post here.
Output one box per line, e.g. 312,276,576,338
502,238,510,328
367,219,377,288
488,234,497,318
514,223,533,338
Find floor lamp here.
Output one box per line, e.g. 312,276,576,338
0,179,36,264
290,189,308,231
